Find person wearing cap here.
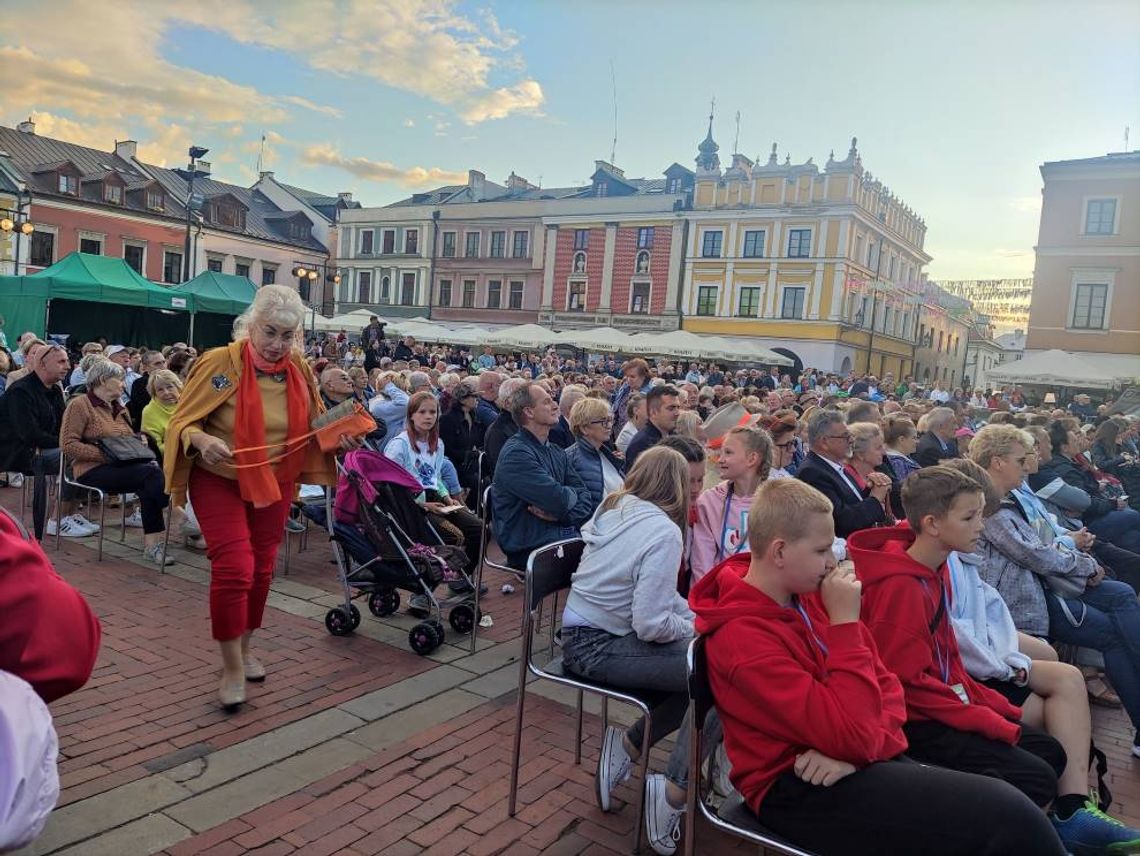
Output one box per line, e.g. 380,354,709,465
955,426,976,456
103,346,136,406
65,341,103,388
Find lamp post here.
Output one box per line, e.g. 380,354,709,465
293,262,341,338
0,187,35,275
176,145,210,283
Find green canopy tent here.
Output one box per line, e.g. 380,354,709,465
0,252,195,347
175,271,257,348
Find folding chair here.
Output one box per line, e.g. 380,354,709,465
468,483,523,654
507,538,655,854
682,636,816,856
55,452,128,562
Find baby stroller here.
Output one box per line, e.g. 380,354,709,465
304,449,479,655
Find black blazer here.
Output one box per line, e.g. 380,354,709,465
795,451,886,538
914,432,960,468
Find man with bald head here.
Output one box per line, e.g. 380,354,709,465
476,370,503,424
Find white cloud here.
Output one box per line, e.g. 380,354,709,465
1007,195,1042,215
459,80,544,124
301,144,466,187
403,118,416,128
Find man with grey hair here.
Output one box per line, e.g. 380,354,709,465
915,406,960,468
550,385,586,449
407,371,432,395
485,376,528,473
795,409,890,538
476,370,503,424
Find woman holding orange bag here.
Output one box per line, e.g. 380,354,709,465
165,285,360,711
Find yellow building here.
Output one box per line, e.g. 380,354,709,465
681,123,931,378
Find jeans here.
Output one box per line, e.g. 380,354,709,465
1087,507,1140,554
1093,541,1140,593
79,462,168,534
1048,578,1140,733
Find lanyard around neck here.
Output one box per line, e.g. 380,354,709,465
793,597,829,658
716,482,748,562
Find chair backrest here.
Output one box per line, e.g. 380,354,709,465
687,636,715,728
525,538,585,613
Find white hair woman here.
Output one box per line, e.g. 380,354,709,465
165,285,358,711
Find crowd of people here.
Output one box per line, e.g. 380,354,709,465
4,307,1140,854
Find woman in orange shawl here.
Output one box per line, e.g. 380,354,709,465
165,285,357,711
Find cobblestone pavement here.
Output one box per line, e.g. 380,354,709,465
7,487,1140,855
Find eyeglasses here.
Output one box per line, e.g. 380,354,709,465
774,441,796,449
589,419,614,427
826,432,852,442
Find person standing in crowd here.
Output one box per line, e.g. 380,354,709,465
439,379,487,505
165,285,350,712
626,385,682,469
611,358,653,436
361,316,385,371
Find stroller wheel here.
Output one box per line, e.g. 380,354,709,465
368,588,400,618
449,603,478,635
325,607,355,637
348,604,361,630
409,622,441,655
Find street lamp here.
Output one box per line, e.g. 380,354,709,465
175,145,210,283
1,188,35,274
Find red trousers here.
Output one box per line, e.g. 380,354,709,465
189,468,293,641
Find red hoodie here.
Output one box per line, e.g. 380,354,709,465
0,508,101,703
689,554,908,813
848,525,1021,744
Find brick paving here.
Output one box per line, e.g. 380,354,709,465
7,483,1140,855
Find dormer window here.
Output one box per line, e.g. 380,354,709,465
58,174,78,195
595,182,608,197
147,190,165,211
212,203,246,230
289,220,309,240
104,184,122,205
667,178,682,193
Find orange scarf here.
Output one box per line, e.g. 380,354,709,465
233,342,310,507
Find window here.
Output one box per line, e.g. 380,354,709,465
572,251,587,273
235,262,251,279
358,271,372,303
360,230,374,254
568,281,586,311
888,255,896,280
487,279,502,309
465,232,481,258
1085,199,1117,235
123,244,144,273
30,231,55,267
737,287,762,317
261,265,276,285
509,280,524,310
631,282,651,314
146,190,164,211
460,279,476,308
787,229,811,258
289,220,309,240
595,181,608,197
635,250,650,274
512,230,529,258
79,237,102,255
696,286,718,316
213,205,244,229
441,232,456,258
780,287,806,319
1071,283,1109,329
938,331,944,352
380,275,391,303
400,273,416,305
667,177,682,193
490,231,505,258
742,230,765,258
701,230,723,258
58,174,77,194
438,279,452,307
104,184,122,205
637,227,654,249
207,257,223,273
574,229,589,250
382,230,395,254
163,251,183,284
404,230,418,254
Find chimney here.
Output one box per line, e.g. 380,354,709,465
505,172,535,191
594,160,624,178
115,139,137,160
16,118,35,135
259,170,274,181
337,191,353,202
196,160,212,176
468,169,486,201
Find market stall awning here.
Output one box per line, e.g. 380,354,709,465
558,326,642,352
486,323,563,350
987,349,1115,389
16,251,195,312
175,271,255,315
632,330,793,366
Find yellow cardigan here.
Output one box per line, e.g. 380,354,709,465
163,341,335,507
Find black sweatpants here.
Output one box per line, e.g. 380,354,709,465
903,720,1065,808
80,461,169,534
756,757,1065,856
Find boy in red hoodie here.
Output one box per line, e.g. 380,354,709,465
850,466,1067,807
690,479,1064,855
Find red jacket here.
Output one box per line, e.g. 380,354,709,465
689,555,908,813
0,509,101,702
848,525,1021,743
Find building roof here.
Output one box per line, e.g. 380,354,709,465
277,181,362,220
994,330,1027,351
1042,150,1140,170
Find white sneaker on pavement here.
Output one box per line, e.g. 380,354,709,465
46,516,92,538
644,774,684,856
144,543,174,566
124,510,144,528
70,513,100,534
596,725,633,813
8,473,24,488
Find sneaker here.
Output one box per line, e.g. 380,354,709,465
124,510,144,528
71,513,100,534
144,543,174,566
284,518,306,534
46,516,92,538
596,725,632,813
8,473,24,488
644,774,684,856
1052,799,1140,855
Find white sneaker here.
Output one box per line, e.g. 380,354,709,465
8,473,24,488
144,543,174,566
124,510,144,528
644,774,684,856
596,725,632,813
46,516,91,538
70,513,101,535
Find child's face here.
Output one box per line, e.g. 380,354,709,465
687,461,705,504
779,513,837,594
412,401,438,434
718,434,759,481
930,490,985,554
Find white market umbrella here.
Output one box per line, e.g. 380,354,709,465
987,349,1115,389
559,326,641,353
486,323,563,350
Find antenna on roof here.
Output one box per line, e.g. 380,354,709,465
733,111,741,154
255,132,266,174
1127,125,1131,151
609,60,619,166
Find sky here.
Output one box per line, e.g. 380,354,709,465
0,0,1137,280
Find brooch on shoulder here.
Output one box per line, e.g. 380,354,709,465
211,375,233,391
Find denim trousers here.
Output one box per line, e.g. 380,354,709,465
1049,578,1140,732
561,625,719,788
1088,507,1140,554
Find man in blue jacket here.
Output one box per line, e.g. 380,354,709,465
492,382,594,569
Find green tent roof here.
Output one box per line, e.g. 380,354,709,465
20,252,195,312
175,271,256,315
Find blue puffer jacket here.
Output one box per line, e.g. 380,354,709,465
565,438,626,511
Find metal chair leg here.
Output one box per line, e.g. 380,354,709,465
119,495,128,543
574,688,584,766
632,710,653,855
96,491,107,562
507,640,531,817
159,503,172,575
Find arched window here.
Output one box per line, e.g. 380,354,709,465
380,275,390,303
635,250,650,274
573,251,586,273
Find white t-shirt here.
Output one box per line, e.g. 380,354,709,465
600,453,624,496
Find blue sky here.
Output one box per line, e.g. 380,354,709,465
1,0,1137,279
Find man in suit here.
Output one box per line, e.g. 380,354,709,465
914,407,960,468
795,409,889,538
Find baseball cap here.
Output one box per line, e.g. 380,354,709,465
105,345,127,358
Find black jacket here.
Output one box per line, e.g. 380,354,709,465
0,374,66,472
439,406,487,487
795,451,886,538
625,422,664,469
127,374,151,431
548,415,574,449
1030,455,1114,521
914,432,960,468
564,438,626,511
485,411,519,475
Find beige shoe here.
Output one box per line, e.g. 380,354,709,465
218,674,246,711
243,655,266,682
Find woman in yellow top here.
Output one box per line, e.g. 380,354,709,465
165,285,354,711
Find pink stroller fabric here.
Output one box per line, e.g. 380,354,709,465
335,449,424,525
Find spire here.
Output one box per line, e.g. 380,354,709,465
695,98,720,173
